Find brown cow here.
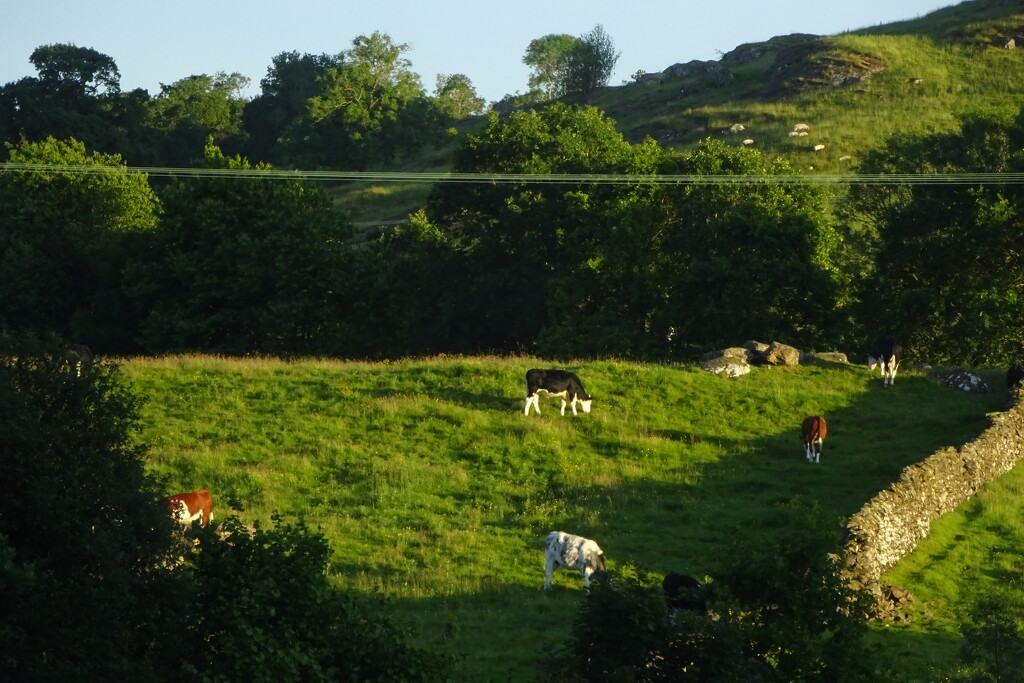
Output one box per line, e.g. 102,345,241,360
165,489,213,526
801,416,827,464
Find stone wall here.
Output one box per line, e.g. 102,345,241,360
843,391,1024,593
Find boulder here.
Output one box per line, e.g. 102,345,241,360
940,370,991,393
761,341,801,366
699,356,751,377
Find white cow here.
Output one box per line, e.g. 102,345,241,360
543,531,606,588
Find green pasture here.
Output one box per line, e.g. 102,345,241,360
120,355,1008,680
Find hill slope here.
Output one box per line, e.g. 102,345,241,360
122,355,1005,679
343,0,1024,224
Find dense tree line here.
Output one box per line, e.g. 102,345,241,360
2,39,1024,364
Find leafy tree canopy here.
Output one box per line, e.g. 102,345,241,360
29,43,121,96
0,137,159,346
851,109,1024,365
434,73,486,118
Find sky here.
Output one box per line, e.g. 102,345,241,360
2,1,957,104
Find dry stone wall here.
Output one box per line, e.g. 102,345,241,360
843,391,1024,592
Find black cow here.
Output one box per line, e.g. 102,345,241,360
662,572,707,613
524,369,592,416
1008,364,1024,390
868,336,902,387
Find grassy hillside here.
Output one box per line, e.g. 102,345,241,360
120,355,1006,680
340,0,1024,224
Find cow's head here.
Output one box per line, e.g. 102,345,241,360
580,398,592,414
168,499,190,523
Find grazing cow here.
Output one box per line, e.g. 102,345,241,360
801,415,827,464
868,336,902,387
524,369,592,416
165,489,213,527
1008,364,1024,390
662,572,707,613
543,531,606,589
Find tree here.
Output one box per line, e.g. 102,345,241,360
434,73,486,118
564,25,620,100
654,138,842,355
242,50,345,164
522,26,619,101
0,44,128,153
181,516,451,681
426,104,643,353
29,43,121,97
0,137,159,351
306,31,439,168
149,71,249,165
523,33,579,99
850,110,1024,365
0,339,184,680
128,140,355,355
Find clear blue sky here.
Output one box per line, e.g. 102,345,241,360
2,0,955,104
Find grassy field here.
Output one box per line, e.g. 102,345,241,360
117,355,1008,679
876,449,1024,679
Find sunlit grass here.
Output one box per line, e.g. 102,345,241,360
120,355,1005,680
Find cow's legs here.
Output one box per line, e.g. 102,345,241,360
525,394,540,415
544,558,557,589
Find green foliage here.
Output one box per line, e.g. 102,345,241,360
655,138,844,354
242,50,345,165
128,141,356,354
851,110,1024,365
0,338,182,679
433,73,486,118
182,516,450,682
29,43,121,96
306,32,440,169
564,25,621,101
548,504,874,682
952,596,1024,682
715,501,874,681
0,44,127,155
523,26,619,102
148,72,250,166
523,33,580,100
0,137,159,350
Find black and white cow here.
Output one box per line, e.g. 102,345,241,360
662,572,707,613
543,531,606,589
868,336,902,387
524,369,592,416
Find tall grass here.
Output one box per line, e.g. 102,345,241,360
120,355,1004,679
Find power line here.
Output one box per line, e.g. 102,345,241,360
4,162,1024,185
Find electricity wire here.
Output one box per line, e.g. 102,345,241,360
4,162,1024,185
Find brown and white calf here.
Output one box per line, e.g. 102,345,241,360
801,416,827,464
524,369,592,416
165,489,213,526
543,531,606,589
868,336,902,387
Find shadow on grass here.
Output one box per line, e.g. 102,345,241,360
424,372,1003,679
